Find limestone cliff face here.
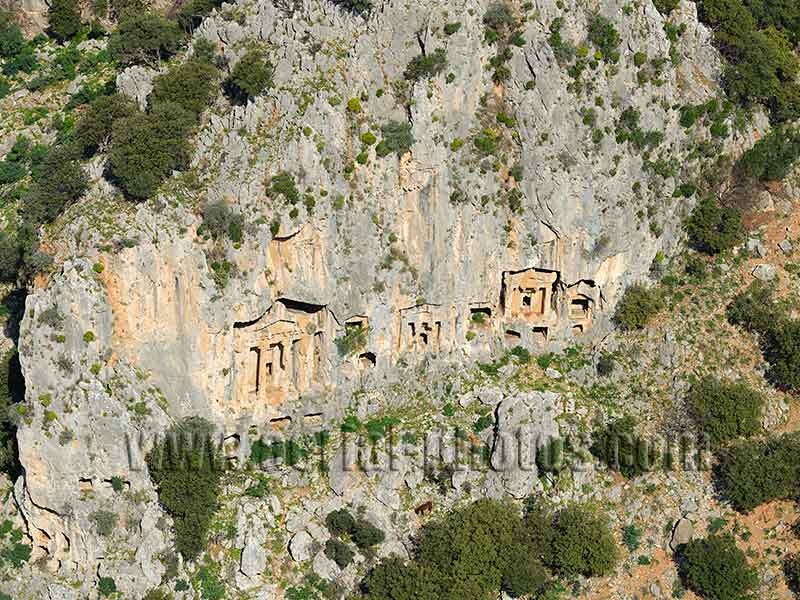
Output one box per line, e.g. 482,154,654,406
8,0,764,596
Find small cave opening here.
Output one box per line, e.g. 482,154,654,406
359,352,376,368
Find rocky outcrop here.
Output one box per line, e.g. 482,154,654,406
5,0,768,596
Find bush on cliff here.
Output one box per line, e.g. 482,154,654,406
146,417,224,560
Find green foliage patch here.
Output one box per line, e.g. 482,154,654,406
146,417,224,560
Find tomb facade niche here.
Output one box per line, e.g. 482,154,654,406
399,304,452,353
233,298,334,408
566,280,597,336
501,268,560,326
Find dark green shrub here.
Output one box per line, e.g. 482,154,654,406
742,0,800,44
613,284,663,330
0,234,21,283
352,518,385,550
404,48,448,82
688,376,763,447
98,577,117,597
715,433,800,512
588,14,621,61
763,320,800,390
48,0,82,42
201,202,244,242
444,22,462,35
501,551,549,598
0,12,24,58
268,172,300,203
329,0,372,15
150,57,218,117
362,557,439,600
590,416,658,478
726,282,776,334
785,554,800,596
72,93,138,157
225,48,273,104
1,45,37,77
324,538,354,569
175,0,224,32
21,145,89,227
739,126,800,182
483,2,515,36
415,499,539,598
146,417,224,560
335,324,367,356
0,348,22,478
654,0,680,15
677,534,758,600
596,352,614,376
696,0,800,123
376,121,414,157
108,12,183,66
545,504,619,577
325,509,356,537
108,102,194,200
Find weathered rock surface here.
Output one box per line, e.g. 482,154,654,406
3,0,769,596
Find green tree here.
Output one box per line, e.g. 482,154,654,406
416,499,538,599
108,12,183,66
588,14,621,60
684,196,743,254
175,0,224,32
0,234,21,283
48,0,82,42
201,201,244,242
376,121,414,157
678,534,758,600
0,11,25,58
146,417,224,560
362,557,440,600
72,93,138,157
225,48,273,104
20,145,89,227
108,102,194,200
653,0,680,14
150,57,219,117
726,282,777,334
324,538,354,569
98,577,117,597
0,348,22,478
352,518,385,550
785,554,800,595
404,49,448,82
739,125,800,181
763,319,800,390
545,505,619,577
716,433,800,512
613,284,663,330
590,416,659,478
688,376,764,447
325,509,356,536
